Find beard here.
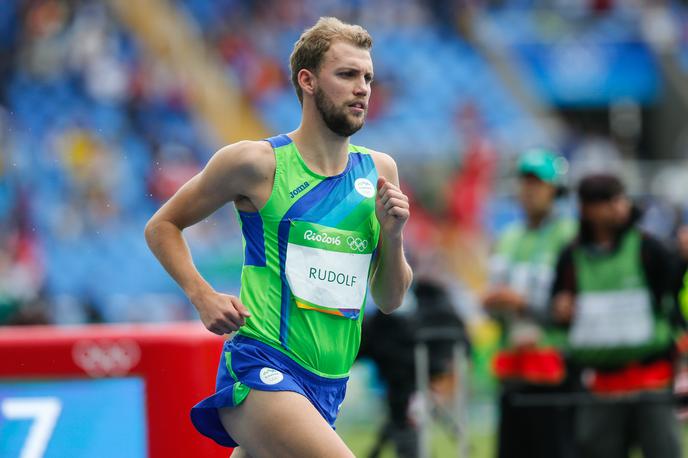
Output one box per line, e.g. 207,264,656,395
314,86,365,137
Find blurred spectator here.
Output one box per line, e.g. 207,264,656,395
0,194,47,325
18,0,71,80
50,125,123,236
445,103,498,233
677,225,688,323
360,279,469,458
483,149,576,458
675,225,688,419
552,173,683,458
640,0,679,52
69,3,130,103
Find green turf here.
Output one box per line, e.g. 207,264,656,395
340,425,493,457
339,420,688,457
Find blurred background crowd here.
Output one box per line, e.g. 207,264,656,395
3,0,688,456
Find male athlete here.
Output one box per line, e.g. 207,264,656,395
145,17,413,457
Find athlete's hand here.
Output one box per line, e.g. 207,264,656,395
191,290,251,335
376,176,410,240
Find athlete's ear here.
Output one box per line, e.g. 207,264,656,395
298,68,317,98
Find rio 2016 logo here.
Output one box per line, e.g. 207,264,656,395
303,229,341,246
347,236,368,252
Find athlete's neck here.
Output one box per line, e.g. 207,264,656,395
288,114,350,177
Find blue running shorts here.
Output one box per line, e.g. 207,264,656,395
190,334,349,447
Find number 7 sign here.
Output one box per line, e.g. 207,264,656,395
1,398,61,458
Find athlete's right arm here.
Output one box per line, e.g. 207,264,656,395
144,141,273,335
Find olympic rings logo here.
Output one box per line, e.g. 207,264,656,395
72,339,141,377
347,236,368,252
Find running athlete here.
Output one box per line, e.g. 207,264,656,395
144,17,412,458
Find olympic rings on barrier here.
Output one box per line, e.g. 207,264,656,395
72,339,141,377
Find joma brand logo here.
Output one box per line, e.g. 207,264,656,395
289,181,310,198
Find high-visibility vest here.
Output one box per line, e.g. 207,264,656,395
680,269,688,322
568,229,672,368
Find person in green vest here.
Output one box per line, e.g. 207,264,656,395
552,173,682,458
483,148,576,458
677,225,688,326
675,225,688,417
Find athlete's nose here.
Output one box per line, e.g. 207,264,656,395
353,76,368,97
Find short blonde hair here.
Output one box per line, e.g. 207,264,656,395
290,17,372,104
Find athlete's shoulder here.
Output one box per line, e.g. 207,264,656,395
210,140,275,178
214,139,273,163
365,149,398,181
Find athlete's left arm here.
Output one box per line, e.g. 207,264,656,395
369,152,413,314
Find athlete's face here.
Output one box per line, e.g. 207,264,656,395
312,41,373,137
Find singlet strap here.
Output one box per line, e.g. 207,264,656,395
264,134,293,149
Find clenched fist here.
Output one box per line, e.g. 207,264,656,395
191,290,252,335
376,176,410,240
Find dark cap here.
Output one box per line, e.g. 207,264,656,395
577,173,625,204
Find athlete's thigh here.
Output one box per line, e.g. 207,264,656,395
219,389,354,458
